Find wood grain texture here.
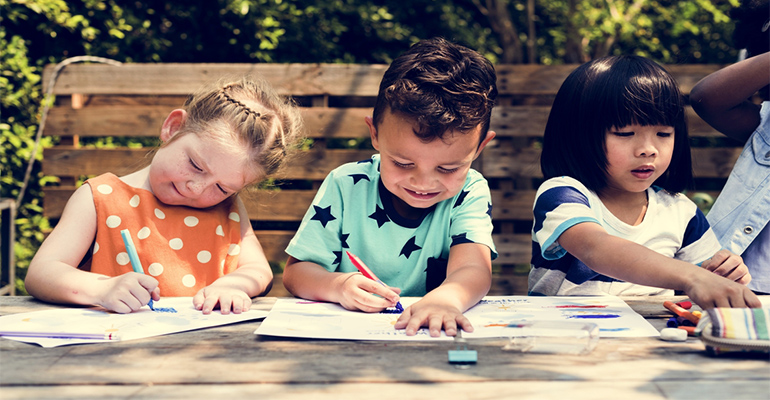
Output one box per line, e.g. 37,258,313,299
1,296,768,400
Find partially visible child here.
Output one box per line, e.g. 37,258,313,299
282,37,498,337
529,55,761,309
26,76,304,314
690,0,770,294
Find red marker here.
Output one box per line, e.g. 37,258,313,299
346,251,403,312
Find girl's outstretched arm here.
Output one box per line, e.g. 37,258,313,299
559,222,762,309
193,196,274,314
25,184,159,313
690,53,769,142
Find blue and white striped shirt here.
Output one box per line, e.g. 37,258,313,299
529,176,720,296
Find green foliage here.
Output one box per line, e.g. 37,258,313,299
0,0,748,294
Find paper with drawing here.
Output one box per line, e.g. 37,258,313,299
0,297,268,347
255,295,660,340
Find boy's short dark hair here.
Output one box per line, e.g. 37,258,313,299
732,0,770,58
540,55,693,194
372,37,497,145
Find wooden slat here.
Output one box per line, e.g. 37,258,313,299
243,190,315,221
44,186,538,222
45,106,374,139
43,63,723,96
40,146,743,184
490,234,532,265
44,103,729,139
482,147,743,179
42,147,378,180
251,231,293,266
44,63,388,97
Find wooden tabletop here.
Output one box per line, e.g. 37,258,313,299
1,296,768,400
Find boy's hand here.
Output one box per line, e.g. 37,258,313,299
97,272,159,313
702,249,752,285
337,272,401,313
394,298,472,337
193,284,252,315
683,269,762,309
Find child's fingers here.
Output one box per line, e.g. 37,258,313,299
397,310,429,336
192,289,206,310
441,316,458,337
702,250,730,272
736,272,752,285
356,277,400,304
118,292,144,313
394,308,412,330
136,274,160,296
427,315,446,337
745,290,763,308
343,275,399,311
456,314,474,333
201,294,221,315
104,298,133,314
706,257,741,279
350,295,392,313
218,295,233,315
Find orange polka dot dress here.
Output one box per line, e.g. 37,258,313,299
87,173,242,296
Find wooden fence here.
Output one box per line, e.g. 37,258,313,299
41,63,741,295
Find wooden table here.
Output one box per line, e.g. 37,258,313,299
1,296,768,400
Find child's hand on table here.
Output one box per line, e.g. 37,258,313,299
337,272,401,313
193,284,252,315
701,249,752,285
394,298,472,337
98,272,160,313
683,269,762,309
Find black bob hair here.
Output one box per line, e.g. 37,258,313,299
540,55,693,194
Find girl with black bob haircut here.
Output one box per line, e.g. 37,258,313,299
540,55,692,194
529,55,761,310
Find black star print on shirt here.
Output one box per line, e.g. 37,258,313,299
357,158,374,164
349,174,370,184
454,190,469,208
487,202,493,218
425,256,448,292
340,233,350,248
400,236,422,259
451,233,473,246
332,251,342,265
369,205,390,228
310,205,336,228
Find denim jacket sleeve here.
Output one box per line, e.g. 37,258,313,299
706,102,770,254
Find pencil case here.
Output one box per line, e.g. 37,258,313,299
695,307,770,356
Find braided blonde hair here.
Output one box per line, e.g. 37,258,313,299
166,75,304,183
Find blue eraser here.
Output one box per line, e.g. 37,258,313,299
448,349,478,364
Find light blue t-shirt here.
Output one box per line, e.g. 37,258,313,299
707,101,770,293
286,154,497,297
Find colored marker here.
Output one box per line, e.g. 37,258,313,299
346,251,404,312
0,330,121,341
120,229,155,311
677,325,696,336
663,300,700,325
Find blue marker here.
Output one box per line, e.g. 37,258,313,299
120,229,155,311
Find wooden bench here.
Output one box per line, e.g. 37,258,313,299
41,63,741,295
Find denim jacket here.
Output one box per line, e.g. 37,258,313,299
707,102,770,291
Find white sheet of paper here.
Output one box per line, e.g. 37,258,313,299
0,297,268,347
254,295,660,340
